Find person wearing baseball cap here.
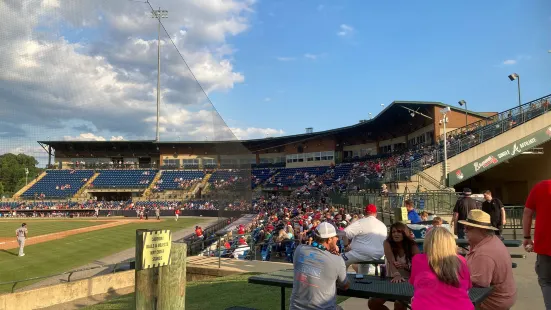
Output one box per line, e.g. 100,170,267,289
290,222,349,310
461,209,516,310
453,187,479,239
341,204,387,275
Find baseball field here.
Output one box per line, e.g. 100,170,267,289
0,217,200,293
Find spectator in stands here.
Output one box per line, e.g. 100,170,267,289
368,222,419,310
410,227,473,310
481,190,505,238
523,180,551,309
420,211,429,222
290,222,349,310
461,210,516,310
195,226,204,239
453,188,478,239
342,204,387,275
405,200,422,224
431,217,443,229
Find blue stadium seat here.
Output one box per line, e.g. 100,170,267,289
265,166,329,187
157,170,205,190
22,170,94,198
91,170,157,189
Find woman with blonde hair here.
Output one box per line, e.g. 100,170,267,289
409,227,473,310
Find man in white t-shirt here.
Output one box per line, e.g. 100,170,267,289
342,204,387,274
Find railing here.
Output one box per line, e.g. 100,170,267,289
0,261,134,293
177,217,242,256
416,170,446,190
440,94,550,141
413,94,551,173
330,191,460,216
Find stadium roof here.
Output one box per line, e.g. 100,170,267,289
39,101,493,152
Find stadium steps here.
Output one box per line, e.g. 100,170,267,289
13,171,47,198
142,170,162,198
195,173,212,195
74,172,100,198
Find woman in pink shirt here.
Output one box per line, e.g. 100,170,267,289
409,227,473,310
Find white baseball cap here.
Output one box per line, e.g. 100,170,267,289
316,222,337,238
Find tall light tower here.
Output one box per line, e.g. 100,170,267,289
458,100,468,128
440,107,450,187
152,8,168,142
508,73,521,109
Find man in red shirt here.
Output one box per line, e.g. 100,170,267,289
524,180,551,309
195,226,204,239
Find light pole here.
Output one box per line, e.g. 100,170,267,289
25,168,29,186
508,73,522,109
152,8,168,142
440,107,450,187
458,100,468,128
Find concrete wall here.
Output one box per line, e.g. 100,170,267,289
0,257,290,310
0,271,134,310
421,111,551,188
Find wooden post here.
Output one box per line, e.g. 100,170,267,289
136,230,186,310
158,242,187,310
135,229,157,309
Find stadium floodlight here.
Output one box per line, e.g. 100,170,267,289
439,107,450,187
368,112,372,119
152,8,168,142
458,100,468,127
508,73,522,109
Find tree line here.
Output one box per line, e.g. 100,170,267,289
0,153,43,198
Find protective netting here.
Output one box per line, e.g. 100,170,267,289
0,0,253,210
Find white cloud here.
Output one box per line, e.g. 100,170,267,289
63,133,125,141
337,24,354,36
230,127,285,140
503,59,517,65
276,56,296,61
304,53,325,60
0,0,284,156
264,97,271,102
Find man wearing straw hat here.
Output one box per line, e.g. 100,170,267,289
460,209,516,310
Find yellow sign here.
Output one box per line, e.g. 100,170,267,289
401,207,408,223
394,207,409,223
142,230,172,269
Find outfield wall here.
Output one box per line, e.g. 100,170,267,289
0,209,252,218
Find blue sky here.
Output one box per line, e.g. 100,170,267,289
1,0,550,161
212,0,551,135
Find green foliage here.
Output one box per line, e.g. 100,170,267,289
0,153,43,197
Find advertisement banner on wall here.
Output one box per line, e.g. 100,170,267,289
448,125,551,186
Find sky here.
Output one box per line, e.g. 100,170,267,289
0,0,550,163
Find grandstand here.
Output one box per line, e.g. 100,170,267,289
2,95,546,205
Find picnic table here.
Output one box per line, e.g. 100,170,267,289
249,269,493,310
415,238,521,248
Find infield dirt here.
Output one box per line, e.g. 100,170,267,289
0,219,145,250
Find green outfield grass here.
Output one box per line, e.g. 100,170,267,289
83,273,349,310
0,220,107,238
0,218,199,292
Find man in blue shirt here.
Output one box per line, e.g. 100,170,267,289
405,199,422,224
